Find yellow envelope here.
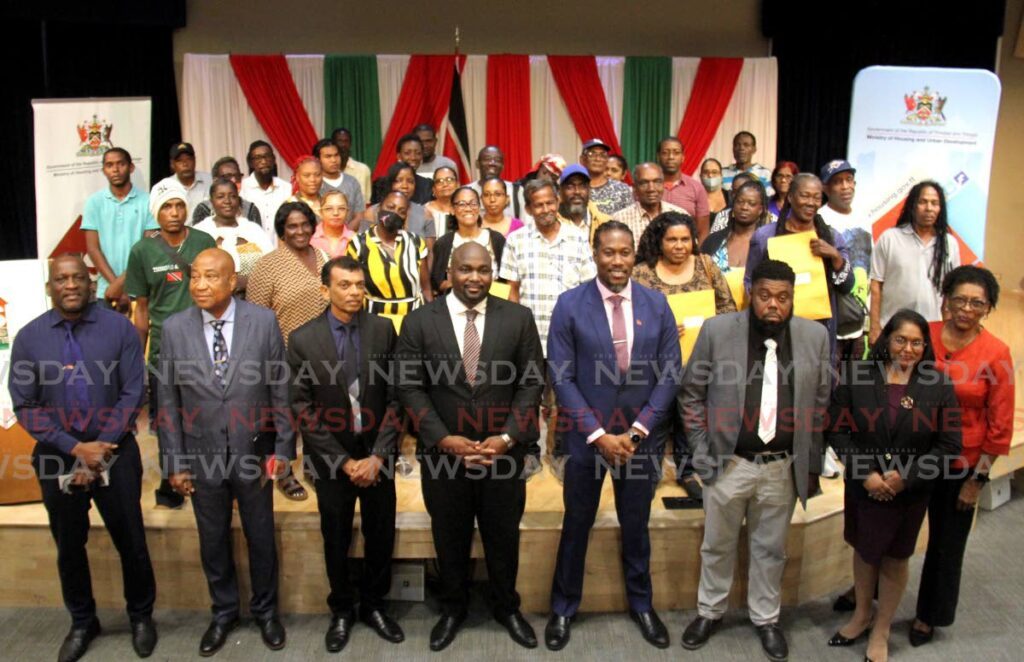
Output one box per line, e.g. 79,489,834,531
488,281,511,300
766,230,832,320
378,313,404,334
666,289,716,363
724,268,748,311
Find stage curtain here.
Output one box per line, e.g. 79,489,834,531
547,55,624,159
324,55,383,165
486,54,532,180
529,56,580,168
372,54,456,179
621,56,671,171
376,55,410,149
596,57,625,146
229,54,319,170
703,58,778,173
286,55,325,148
676,58,743,176
460,55,488,171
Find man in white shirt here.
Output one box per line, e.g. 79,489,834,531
151,142,211,218
239,140,291,243
331,128,372,202
414,124,457,177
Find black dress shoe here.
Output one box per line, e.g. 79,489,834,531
630,610,670,649
680,475,704,500
909,624,934,647
360,608,404,643
325,613,355,653
58,619,101,662
544,614,572,651
681,616,719,650
199,619,238,657
756,623,789,662
497,611,537,649
154,481,184,509
429,613,466,652
255,617,286,650
131,617,158,657
828,625,870,646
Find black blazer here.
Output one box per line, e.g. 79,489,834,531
287,309,401,479
827,361,962,499
396,294,544,454
429,230,506,295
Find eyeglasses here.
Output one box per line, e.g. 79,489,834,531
434,177,457,185
891,336,925,350
948,295,989,312
453,201,480,210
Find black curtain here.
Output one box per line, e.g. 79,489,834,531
0,5,185,259
765,0,1005,175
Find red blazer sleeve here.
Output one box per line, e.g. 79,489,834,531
982,342,1015,457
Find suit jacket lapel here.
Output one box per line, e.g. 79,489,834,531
355,310,371,402
223,304,250,391
586,282,616,370
871,364,892,443
630,288,648,362
734,313,750,410
432,298,470,391
476,296,501,388
891,369,922,436
188,307,217,387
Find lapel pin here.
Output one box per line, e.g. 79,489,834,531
636,319,643,326
900,395,914,409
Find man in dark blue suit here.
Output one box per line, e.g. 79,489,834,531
543,221,682,651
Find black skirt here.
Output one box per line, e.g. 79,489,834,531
843,483,929,566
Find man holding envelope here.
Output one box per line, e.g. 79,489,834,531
744,173,853,367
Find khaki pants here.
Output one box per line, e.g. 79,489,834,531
697,455,796,626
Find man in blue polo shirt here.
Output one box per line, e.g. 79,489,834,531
81,147,158,312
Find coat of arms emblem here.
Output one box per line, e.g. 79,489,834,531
902,87,946,126
76,114,113,156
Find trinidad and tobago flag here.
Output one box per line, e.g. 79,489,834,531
441,58,473,184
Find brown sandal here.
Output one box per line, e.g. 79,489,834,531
276,474,308,501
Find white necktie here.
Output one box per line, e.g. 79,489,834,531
758,338,778,444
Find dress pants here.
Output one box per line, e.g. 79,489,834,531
550,445,661,617
32,437,156,627
916,474,975,627
190,454,278,623
313,473,396,615
698,456,796,626
420,453,526,618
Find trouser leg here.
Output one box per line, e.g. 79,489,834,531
744,459,797,626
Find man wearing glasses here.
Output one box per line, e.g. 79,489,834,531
581,138,633,215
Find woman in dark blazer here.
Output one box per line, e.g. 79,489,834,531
825,308,961,662
430,186,506,296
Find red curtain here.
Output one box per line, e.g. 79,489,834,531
676,58,744,176
486,55,532,180
373,55,457,179
547,55,624,162
229,55,319,170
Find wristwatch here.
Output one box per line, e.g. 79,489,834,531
629,427,645,445
972,472,990,485
500,433,516,449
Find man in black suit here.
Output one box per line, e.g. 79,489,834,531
397,242,545,652
158,248,295,656
287,256,405,653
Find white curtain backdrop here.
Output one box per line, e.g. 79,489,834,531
285,55,325,139
529,56,581,170
669,57,701,143
458,55,488,167
597,56,625,145
375,54,410,146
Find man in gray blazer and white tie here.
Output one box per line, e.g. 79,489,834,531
679,259,831,662
157,248,295,657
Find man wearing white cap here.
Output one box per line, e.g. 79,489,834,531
581,138,633,215
124,179,216,507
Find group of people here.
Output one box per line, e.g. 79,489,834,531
8,126,1014,662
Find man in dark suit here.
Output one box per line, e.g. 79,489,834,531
397,242,545,652
287,256,405,653
8,254,156,662
544,221,682,651
157,248,295,656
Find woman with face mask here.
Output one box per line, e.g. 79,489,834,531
363,162,437,256
700,158,728,215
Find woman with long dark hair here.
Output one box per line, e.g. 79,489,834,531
868,181,960,343
430,186,506,295
826,308,961,662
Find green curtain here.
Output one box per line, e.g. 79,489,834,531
323,55,382,169
620,56,672,170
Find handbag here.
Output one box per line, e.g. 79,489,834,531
836,291,867,336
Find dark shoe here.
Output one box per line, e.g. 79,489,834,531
360,608,404,643
680,475,704,500
828,625,870,646
832,592,856,612
154,481,184,509
429,613,466,652
131,617,158,657
544,614,572,651
757,623,789,662
630,610,670,649
497,611,537,649
58,619,101,662
325,613,355,653
681,616,719,650
255,617,286,650
199,619,238,657
276,474,308,501
909,622,934,647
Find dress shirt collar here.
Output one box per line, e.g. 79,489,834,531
446,292,488,319
48,302,99,328
200,297,236,327
595,277,632,303
327,307,359,333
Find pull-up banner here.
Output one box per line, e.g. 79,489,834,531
32,97,151,259
847,66,1000,263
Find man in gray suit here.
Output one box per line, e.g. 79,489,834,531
157,248,295,656
679,259,831,662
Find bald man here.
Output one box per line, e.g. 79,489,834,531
156,248,295,655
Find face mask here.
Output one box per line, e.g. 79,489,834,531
702,176,722,191
378,210,405,232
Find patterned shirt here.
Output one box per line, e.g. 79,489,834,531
498,222,596,354
632,258,737,314
346,228,428,316
246,246,329,346
589,178,634,215
612,200,684,243
721,163,774,195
